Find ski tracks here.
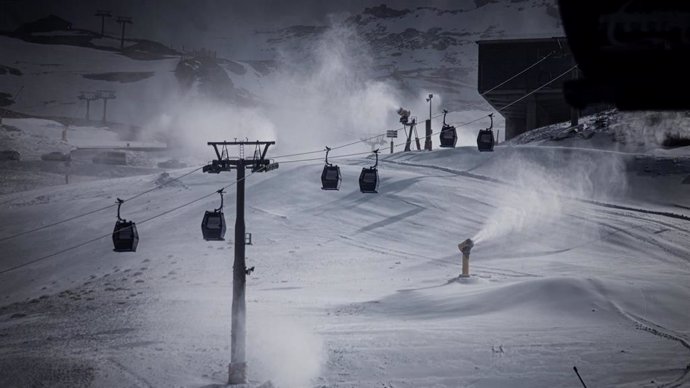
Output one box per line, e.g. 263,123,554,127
380,158,690,223
604,298,690,387
102,357,155,388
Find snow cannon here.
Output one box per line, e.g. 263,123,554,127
458,238,474,278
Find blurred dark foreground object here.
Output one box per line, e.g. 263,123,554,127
559,1,690,110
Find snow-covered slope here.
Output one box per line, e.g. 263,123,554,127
1,133,689,386
3,4,690,387
0,34,182,126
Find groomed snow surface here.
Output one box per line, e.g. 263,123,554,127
1,136,690,387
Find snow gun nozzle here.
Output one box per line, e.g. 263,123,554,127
458,238,474,257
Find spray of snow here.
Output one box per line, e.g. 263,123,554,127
259,22,402,154
472,156,562,245
144,22,405,161
472,149,627,245
146,97,278,158
247,314,323,388
613,111,690,151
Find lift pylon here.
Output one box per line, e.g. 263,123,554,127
203,140,277,385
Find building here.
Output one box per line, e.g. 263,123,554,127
477,37,579,140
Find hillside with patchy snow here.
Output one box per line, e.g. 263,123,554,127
257,1,562,111
1,1,563,135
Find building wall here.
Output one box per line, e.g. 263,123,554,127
477,38,580,140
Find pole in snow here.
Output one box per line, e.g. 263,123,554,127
425,94,433,151
426,93,433,122
95,10,111,37
203,141,278,385
386,129,397,154
573,366,588,388
78,91,99,121
116,16,132,49
425,119,432,151
97,90,116,123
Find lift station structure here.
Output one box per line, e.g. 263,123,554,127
477,37,595,140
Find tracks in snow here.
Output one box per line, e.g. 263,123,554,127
608,303,690,388
379,158,690,223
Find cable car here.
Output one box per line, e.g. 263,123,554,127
112,198,139,252
321,146,341,190
439,109,457,148
477,113,495,152
202,189,227,241
359,149,379,193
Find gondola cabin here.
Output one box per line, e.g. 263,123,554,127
201,210,226,241
440,124,457,148
359,149,380,193
321,165,341,190
112,198,139,252
439,109,457,148
321,147,342,190
201,189,227,241
359,167,379,193
477,129,495,152
477,113,495,152
113,220,139,252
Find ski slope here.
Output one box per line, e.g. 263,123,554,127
1,143,689,387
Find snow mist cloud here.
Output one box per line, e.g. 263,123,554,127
248,314,323,388
613,111,690,150
145,21,403,161
147,97,278,157
259,22,401,155
472,148,627,245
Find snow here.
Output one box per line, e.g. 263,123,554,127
1,4,689,385
0,36,179,126
1,132,689,386
0,118,124,158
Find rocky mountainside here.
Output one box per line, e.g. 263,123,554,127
1,2,563,143
255,2,563,111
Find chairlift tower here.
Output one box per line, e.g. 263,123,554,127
203,141,278,385
78,91,99,121
95,10,112,37
116,16,132,49
97,90,116,123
